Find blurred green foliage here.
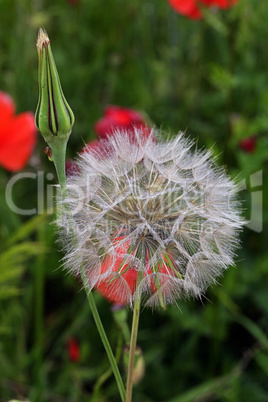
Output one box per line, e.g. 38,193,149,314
0,0,268,401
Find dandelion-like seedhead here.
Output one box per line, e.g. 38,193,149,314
57,129,244,308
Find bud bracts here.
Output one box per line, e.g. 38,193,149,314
35,29,74,144
57,129,244,308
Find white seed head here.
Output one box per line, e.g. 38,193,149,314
57,129,244,308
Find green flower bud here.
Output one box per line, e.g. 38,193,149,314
35,28,74,145
123,346,145,385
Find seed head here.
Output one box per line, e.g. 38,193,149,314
57,129,244,308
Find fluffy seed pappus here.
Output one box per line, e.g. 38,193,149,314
57,129,244,308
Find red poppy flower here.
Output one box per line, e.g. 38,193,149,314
94,237,175,305
67,338,80,362
66,109,151,177
0,92,37,172
239,136,257,154
167,0,237,19
94,105,149,139
82,139,109,155
66,139,111,177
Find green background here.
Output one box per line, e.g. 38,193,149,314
0,0,267,401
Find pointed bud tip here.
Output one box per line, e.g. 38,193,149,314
36,28,50,52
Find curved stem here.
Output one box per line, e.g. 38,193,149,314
91,311,124,401
52,140,126,402
126,296,141,402
85,290,126,402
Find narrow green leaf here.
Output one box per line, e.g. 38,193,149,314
235,314,268,349
5,213,49,246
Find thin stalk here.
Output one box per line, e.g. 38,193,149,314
50,141,68,194
126,295,141,402
52,140,126,402
92,324,124,401
85,290,126,402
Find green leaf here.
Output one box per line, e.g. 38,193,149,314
5,213,49,246
235,314,268,349
167,372,234,402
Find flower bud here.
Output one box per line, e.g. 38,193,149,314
123,346,145,385
67,337,80,362
35,28,74,145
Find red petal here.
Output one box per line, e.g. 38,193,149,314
200,0,216,5
210,0,237,8
94,236,176,304
94,116,117,138
0,91,15,121
96,260,137,305
104,105,144,123
239,136,257,154
83,139,103,153
95,106,146,138
104,106,133,125
67,338,80,362
95,237,138,304
82,139,110,159
0,112,36,171
96,266,138,305
167,0,237,17
167,0,202,19
66,142,105,175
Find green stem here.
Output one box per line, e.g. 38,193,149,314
50,140,68,194
51,140,126,402
92,326,124,401
126,296,141,402
85,290,126,402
